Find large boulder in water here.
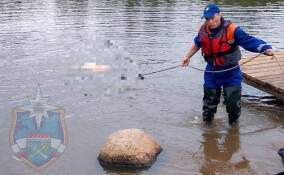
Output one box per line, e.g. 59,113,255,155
98,129,162,167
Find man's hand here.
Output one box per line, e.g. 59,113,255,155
182,57,190,67
265,49,276,60
182,44,200,66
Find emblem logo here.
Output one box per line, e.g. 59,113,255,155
205,7,210,11
10,86,67,171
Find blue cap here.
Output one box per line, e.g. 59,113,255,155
202,4,220,19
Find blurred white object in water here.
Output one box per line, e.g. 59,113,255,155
70,62,111,72
81,62,111,72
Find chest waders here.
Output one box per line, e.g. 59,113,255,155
203,86,242,125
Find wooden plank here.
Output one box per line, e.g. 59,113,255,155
242,64,284,71
275,82,284,87
265,79,284,85
242,54,284,58
241,56,284,61
245,69,284,78
240,50,284,101
261,76,284,82
241,65,284,74
241,63,281,71
242,55,284,61
239,59,284,66
257,73,284,80
240,59,284,67
242,76,284,99
243,60,284,66
241,51,284,59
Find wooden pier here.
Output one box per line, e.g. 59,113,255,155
240,51,284,101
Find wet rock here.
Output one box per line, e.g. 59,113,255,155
278,148,284,165
98,129,162,167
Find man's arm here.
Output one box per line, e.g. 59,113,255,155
182,34,201,67
234,27,275,58
182,44,200,66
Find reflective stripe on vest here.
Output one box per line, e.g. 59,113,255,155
199,20,241,67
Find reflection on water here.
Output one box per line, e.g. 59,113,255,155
101,164,150,174
200,126,251,174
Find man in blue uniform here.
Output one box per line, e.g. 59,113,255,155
182,4,275,125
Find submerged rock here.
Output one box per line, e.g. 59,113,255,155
278,148,284,165
98,129,162,167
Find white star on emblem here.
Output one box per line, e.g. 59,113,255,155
205,7,210,11
18,85,59,130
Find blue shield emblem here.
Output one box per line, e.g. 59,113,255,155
10,86,67,171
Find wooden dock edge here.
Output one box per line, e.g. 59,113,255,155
242,74,284,101
240,51,284,101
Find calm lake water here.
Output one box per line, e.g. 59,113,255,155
1,0,284,174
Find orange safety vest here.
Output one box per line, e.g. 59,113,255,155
199,20,241,66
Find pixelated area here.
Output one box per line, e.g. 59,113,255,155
64,37,141,98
